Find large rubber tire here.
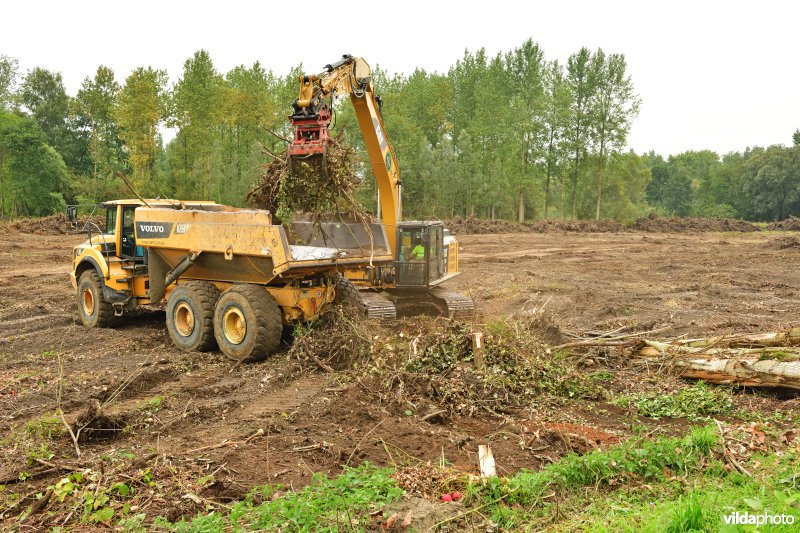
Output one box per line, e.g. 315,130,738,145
334,275,367,316
213,284,282,362
166,281,220,352
77,270,114,328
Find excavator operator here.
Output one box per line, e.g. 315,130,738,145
411,240,425,261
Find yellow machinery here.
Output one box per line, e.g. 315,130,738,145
69,199,391,361
288,55,474,318
69,55,472,361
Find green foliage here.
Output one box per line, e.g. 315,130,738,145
138,395,165,413
25,413,65,440
699,202,738,218
26,443,54,467
74,65,128,201
42,470,137,526
615,382,735,420
400,320,606,416
0,54,19,110
19,67,89,176
743,145,800,220
0,110,71,217
115,66,168,193
162,463,404,531
466,425,721,529
665,493,706,533
4,45,800,223
552,451,800,532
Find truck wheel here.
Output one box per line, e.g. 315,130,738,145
77,270,114,328
166,281,220,352
334,275,366,316
214,284,282,362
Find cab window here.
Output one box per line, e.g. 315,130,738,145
105,207,117,234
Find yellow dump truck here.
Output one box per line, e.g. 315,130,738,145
69,199,391,361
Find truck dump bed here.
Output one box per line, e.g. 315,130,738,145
134,206,391,286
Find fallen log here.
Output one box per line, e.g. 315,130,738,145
671,328,800,349
635,333,800,390
672,355,800,390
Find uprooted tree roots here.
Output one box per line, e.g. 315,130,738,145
246,136,369,224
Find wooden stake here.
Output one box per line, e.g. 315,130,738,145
472,332,485,368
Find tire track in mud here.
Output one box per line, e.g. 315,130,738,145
0,313,74,340
158,373,328,454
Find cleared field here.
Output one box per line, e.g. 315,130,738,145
1,225,798,528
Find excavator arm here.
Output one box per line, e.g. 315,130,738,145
290,55,402,254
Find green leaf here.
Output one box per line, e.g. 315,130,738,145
112,482,130,496
743,497,763,511
90,506,114,523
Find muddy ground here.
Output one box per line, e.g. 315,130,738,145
1,224,799,527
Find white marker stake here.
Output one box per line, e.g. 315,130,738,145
478,444,496,478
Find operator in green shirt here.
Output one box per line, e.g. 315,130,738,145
411,242,425,261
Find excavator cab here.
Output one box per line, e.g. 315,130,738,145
395,222,446,288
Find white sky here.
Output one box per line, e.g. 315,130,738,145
1,0,797,156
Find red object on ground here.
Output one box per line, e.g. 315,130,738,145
441,493,453,502
451,491,462,500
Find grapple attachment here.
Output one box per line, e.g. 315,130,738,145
288,106,332,158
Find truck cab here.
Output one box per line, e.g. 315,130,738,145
69,200,218,324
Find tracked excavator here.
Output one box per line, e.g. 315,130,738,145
287,55,474,319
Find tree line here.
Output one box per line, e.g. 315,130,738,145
0,43,798,221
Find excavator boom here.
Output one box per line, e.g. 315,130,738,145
289,55,402,253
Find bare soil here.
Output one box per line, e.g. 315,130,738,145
1,223,798,526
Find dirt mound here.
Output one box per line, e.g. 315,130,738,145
446,217,625,235
446,214,759,235
765,236,800,250
631,214,759,232
0,214,104,235
767,216,800,231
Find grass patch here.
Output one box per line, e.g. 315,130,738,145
466,425,800,530
614,382,735,420
476,424,719,505
159,463,404,531
151,426,799,532
552,452,800,531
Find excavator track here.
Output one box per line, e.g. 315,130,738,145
358,289,474,320
430,289,476,319
359,291,397,319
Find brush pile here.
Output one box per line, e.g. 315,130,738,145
288,305,374,372
387,320,606,416
247,135,368,223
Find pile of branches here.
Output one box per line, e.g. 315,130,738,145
376,319,605,417
247,134,369,224
288,305,374,372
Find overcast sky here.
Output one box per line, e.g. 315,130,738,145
1,0,797,156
